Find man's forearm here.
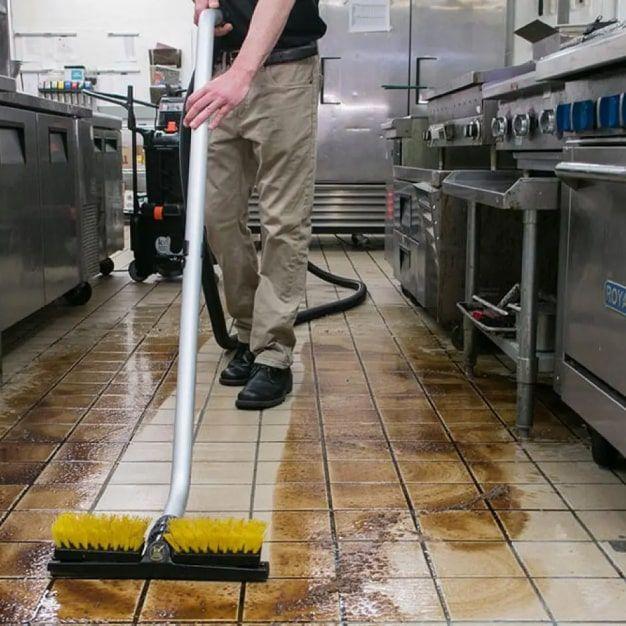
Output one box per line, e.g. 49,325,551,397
231,0,296,78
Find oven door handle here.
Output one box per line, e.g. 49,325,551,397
555,162,626,187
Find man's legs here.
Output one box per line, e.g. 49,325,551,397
240,57,320,369
205,118,258,345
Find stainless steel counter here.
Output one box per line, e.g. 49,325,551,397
0,91,92,118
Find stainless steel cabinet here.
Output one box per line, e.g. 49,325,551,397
389,168,467,328
37,113,81,303
0,105,45,329
391,229,424,304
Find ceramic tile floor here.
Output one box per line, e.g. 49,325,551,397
0,237,625,624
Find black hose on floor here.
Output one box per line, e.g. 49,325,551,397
180,74,367,350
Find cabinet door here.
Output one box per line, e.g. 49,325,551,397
37,113,80,303
316,0,411,183
0,105,44,329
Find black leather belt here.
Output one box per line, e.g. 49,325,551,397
219,42,318,67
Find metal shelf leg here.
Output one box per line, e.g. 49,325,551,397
516,209,539,436
463,201,479,374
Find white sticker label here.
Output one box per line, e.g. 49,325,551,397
349,0,391,33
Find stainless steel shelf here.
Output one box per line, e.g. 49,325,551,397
442,170,560,211
393,166,451,188
458,302,554,374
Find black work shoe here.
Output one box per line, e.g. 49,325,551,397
219,342,255,386
236,364,293,410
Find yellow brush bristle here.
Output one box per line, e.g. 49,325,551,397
51,512,150,552
164,517,267,555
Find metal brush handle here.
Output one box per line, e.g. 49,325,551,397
163,8,222,519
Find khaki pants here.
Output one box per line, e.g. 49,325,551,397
205,56,320,369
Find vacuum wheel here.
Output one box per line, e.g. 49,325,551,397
64,282,92,306
451,324,464,351
158,262,183,280
590,428,620,468
99,257,115,277
129,261,148,283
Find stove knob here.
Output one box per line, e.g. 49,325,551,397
464,120,481,139
513,113,535,137
423,128,433,142
539,109,556,134
491,116,509,138
443,123,455,140
572,100,595,133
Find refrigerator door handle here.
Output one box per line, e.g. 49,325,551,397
320,56,341,105
414,56,437,104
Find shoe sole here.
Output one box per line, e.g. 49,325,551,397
219,376,249,387
235,383,293,411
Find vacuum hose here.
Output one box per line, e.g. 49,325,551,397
179,73,367,350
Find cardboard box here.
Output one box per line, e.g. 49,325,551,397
149,47,182,68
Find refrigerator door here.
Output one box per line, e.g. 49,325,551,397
317,0,411,183
410,0,508,114
37,112,81,303
0,105,45,330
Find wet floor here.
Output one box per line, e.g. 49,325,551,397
0,238,625,624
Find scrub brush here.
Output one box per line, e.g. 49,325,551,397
50,512,268,579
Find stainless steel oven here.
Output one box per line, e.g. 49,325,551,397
556,140,626,458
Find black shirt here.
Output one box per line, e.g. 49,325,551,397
219,0,326,50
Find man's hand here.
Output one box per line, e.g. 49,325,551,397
194,0,233,36
183,66,253,130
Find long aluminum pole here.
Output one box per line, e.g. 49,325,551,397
164,9,220,518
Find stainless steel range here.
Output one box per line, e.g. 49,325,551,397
424,64,534,150
484,70,566,156
538,22,626,465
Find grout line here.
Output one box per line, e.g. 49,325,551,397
317,237,452,623
332,239,561,624
132,580,151,625
237,375,264,624
307,241,348,625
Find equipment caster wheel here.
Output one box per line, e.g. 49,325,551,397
590,428,620,468
451,325,464,351
351,233,370,249
99,258,115,277
129,261,148,283
64,282,92,306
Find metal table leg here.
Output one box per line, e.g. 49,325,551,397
516,209,539,436
463,201,479,374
